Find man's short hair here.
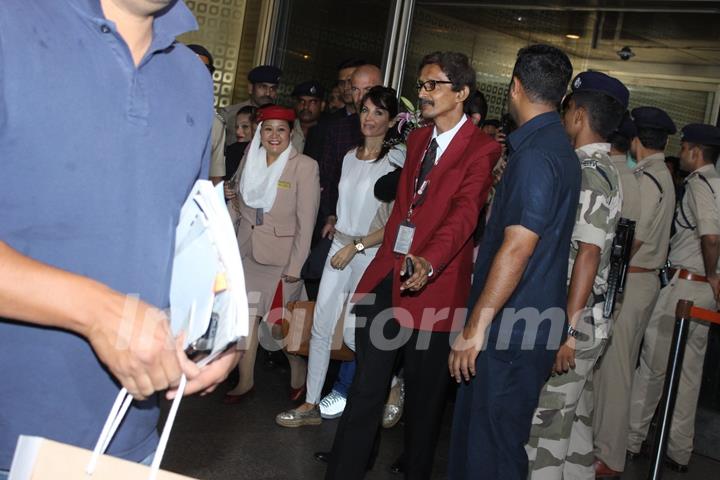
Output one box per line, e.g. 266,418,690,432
512,44,572,106
418,51,476,93
566,90,625,140
637,127,668,150
608,132,631,153
465,90,488,119
691,144,720,165
337,58,367,71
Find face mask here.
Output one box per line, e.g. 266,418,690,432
626,152,637,169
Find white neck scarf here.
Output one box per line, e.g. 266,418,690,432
239,121,293,213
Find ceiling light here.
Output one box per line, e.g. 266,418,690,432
565,34,580,40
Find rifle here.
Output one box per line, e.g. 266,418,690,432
603,218,636,319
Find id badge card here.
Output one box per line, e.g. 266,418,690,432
255,208,264,226
393,220,415,255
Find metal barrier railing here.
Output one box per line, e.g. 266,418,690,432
648,299,720,480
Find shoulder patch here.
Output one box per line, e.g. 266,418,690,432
581,158,598,169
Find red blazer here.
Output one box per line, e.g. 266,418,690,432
354,119,501,332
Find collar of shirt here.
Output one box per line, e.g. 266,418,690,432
66,0,198,53
634,152,665,172
688,163,716,180
431,114,468,160
577,142,611,157
507,111,561,153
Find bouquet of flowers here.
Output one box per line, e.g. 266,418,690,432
395,96,424,142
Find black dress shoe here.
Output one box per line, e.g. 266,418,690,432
664,455,688,473
314,451,331,464
313,451,373,471
626,449,642,461
389,455,404,475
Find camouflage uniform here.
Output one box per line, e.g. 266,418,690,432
526,144,622,479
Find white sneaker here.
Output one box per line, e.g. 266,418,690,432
319,390,347,419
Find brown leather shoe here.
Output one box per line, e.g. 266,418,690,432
594,458,622,478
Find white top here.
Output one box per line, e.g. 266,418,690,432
335,146,406,237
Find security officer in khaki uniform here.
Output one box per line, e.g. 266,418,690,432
592,107,677,477
609,114,641,225
290,80,326,155
526,72,626,480
222,65,282,146
626,124,720,473
187,44,227,184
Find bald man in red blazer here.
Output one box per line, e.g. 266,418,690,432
325,51,502,480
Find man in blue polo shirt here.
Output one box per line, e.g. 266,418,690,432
448,44,580,480
0,0,239,475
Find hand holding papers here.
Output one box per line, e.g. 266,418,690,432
169,180,249,367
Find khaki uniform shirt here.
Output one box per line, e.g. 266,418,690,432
631,152,676,269
669,164,720,274
610,154,641,223
291,119,306,154
209,111,226,178
221,99,254,146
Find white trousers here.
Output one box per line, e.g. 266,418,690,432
305,238,375,404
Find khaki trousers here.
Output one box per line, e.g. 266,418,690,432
627,271,713,465
592,271,660,471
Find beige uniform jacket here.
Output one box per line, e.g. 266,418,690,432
610,154,641,223
209,112,226,178
235,147,320,278
631,152,676,269
669,163,720,274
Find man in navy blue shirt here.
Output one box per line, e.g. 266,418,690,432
0,0,239,474
448,44,580,480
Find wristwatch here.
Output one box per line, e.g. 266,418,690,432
353,239,366,254
567,325,579,339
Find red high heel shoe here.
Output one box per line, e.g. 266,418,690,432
223,387,255,404
289,384,306,402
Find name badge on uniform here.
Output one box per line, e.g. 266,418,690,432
277,180,291,189
393,220,415,255
255,208,264,226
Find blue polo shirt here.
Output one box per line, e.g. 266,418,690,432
469,111,580,349
0,0,212,469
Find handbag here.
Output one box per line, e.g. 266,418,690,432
281,301,355,362
9,378,197,480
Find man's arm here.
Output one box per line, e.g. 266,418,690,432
0,241,181,399
448,225,538,382
554,242,600,374
701,235,720,299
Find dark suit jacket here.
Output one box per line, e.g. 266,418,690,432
353,120,501,332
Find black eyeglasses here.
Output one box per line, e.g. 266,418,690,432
416,79,453,92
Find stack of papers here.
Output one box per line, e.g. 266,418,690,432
169,180,249,366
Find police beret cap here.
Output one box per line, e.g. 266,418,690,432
681,123,720,146
571,71,629,109
248,65,282,84
615,112,637,139
186,44,215,73
292,80,325,99
631,106,677,134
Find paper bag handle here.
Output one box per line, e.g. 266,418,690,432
86,303,195,479
85,377,186,480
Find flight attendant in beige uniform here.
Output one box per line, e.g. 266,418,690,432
593,107,677,477
626,124,720,473
225,105,320,401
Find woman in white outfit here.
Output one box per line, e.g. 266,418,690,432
276,86,405,426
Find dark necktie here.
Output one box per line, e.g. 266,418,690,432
417,138,438,188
